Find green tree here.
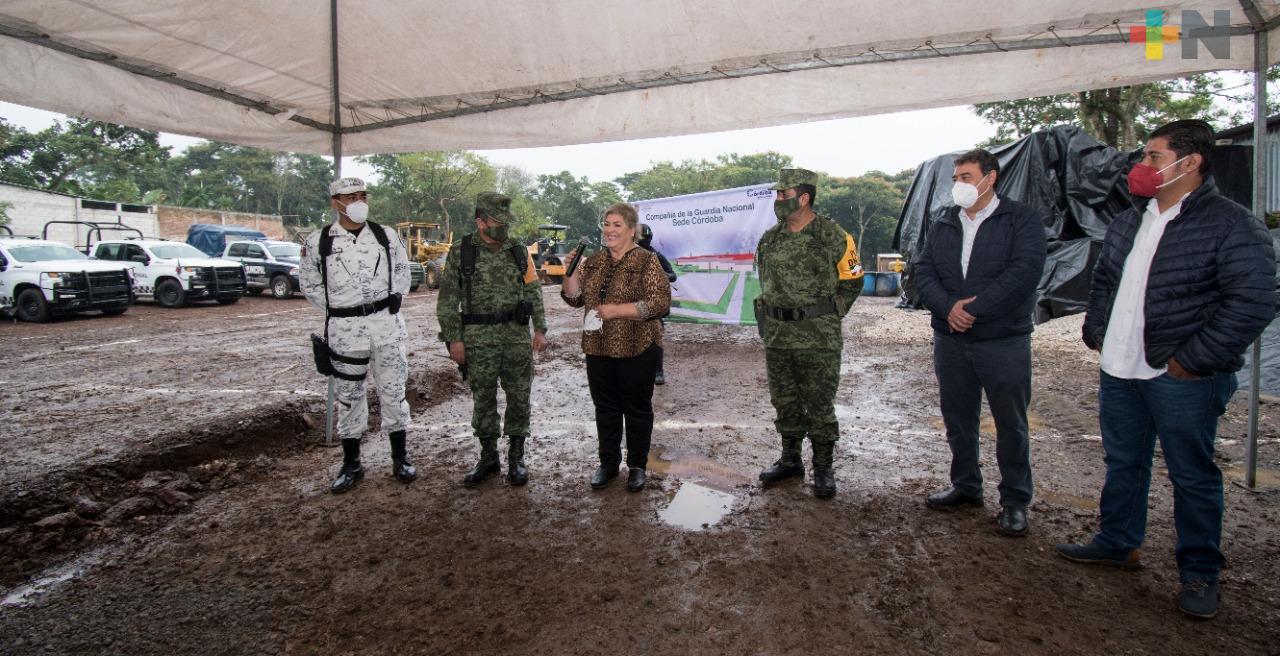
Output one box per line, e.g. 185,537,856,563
0,118,171,201
972,73,1260,150
360,151,495,236
819,172,903,267
616,152,792,201
165,142,332,225
530,171,621,240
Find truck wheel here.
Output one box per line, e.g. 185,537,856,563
425,263,441,289
216,296,240,305
101,304,129,316
270,274,292,299
156,279,186,308
16,288,51,322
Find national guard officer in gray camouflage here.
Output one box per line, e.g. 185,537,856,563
301,177,416,494
755,168,863,498
437,192,548,487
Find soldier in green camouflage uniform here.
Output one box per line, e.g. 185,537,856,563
437,192,548,487
754,168,863,498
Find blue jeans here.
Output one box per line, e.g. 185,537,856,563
1093,370,1237,582
933,332,1034,508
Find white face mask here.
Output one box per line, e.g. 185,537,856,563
341,200,369,223
1156,155,1191,189
952,171,992,209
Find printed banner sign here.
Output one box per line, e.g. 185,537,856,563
634,184,775,325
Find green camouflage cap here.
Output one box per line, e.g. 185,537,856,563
770,168,818,190
475,192,515,223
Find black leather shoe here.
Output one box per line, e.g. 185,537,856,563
626,467,647,492
997,506,1028,537
507,437,528,486
463,448,501,487
591,465,619,489
1179,580,1220,619
330,463,364,494
812,465,836,499
925,487,984,510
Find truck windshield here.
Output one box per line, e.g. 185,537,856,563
150,244,209,259
7,244,88,262
268,244,301,259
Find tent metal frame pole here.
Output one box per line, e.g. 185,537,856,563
1246,23,1267,489
324,0,342,448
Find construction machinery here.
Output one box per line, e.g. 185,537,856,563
395,221,452,289
527,224,570,284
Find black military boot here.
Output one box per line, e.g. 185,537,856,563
463,437,501,487
507,436,529,486
759,436,804,486
389,430,417,483
812,441,837,499
330,438,364,494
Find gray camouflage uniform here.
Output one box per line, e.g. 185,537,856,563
300,222,413,440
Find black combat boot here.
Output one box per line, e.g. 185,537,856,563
389,430,417,483
463,437,501,487
330,438,364,494
812,441,837,499
507,436,529,486
759,436,804,486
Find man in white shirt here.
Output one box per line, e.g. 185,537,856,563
1056,120,1278,620
912,148,1047,537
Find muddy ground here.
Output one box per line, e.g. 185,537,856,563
0,291,1277,655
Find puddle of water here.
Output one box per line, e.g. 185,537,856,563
1222,465,1280,488
658,482,735,531
1,547,108,608
1040,490,1097,511
648,446,752,493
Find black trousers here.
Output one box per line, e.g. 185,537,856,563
586,345,661,468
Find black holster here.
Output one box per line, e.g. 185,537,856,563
753,298,765,338
514,299,533,324
388,292,403,315
311,333,336,376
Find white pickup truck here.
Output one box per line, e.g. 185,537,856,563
0,236,133,322
92,239,246,307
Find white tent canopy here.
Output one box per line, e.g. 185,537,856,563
0,1,1278,157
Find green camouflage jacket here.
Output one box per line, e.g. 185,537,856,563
436,235,546,346
756,213,863,349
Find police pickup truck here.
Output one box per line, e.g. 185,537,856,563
0,235,133,322
92,238,246,307
222,239,302,299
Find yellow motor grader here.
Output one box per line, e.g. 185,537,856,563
395,222,452,289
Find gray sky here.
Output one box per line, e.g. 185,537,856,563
1,100,996,184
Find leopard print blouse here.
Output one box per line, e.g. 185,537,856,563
561,246,671,358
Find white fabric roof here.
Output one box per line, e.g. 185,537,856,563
0,0,1277,155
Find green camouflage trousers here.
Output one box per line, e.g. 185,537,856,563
765,347,841,445
467,342,534,439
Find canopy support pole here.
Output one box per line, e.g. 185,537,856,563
324,0,343,448
1246,23,1267,489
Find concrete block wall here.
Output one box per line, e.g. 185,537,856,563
0,183,158,249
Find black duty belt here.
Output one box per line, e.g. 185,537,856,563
462,308,527,326
764,300,838,321
328,296,396,318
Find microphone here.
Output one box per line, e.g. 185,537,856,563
564,236,591,278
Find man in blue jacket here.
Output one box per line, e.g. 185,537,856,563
913,148,1047,537
1056,120,1277,620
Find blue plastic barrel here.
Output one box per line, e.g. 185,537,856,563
875,272,901,297
862,272,877,296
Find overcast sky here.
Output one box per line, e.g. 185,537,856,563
1,100,996,185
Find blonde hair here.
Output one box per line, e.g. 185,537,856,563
604,202,639,241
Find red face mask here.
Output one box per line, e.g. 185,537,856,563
1126,156,1189,197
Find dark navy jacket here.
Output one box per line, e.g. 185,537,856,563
1083,178,1278,376
914,198,1047,341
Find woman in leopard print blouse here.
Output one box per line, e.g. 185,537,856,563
562,202,671,492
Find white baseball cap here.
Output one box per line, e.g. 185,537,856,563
329,177,366,196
